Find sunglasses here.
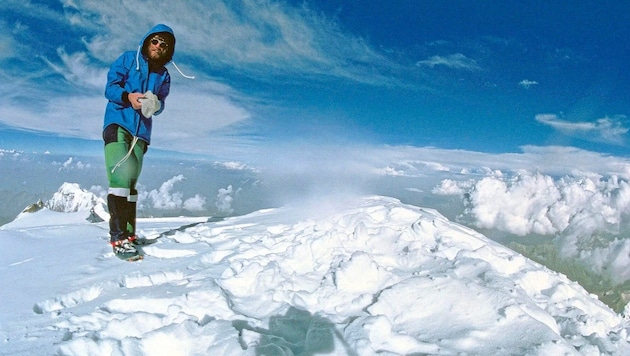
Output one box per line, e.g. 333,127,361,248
150,37,169,49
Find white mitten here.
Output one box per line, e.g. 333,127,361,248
138,90,161,118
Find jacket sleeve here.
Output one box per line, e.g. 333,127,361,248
153,71,171,116
104,52,133,105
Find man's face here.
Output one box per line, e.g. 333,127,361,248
147,35,169,61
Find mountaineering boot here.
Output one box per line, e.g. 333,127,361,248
111,238,141,261
108,194,142,260
111,238,137,255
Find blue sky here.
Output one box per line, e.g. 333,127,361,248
1,0,629,159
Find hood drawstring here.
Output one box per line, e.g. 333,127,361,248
136,45,141,71
111,136,139,173
135,45,194,79
171,61,195,79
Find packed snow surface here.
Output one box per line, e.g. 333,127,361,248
1,187,630,355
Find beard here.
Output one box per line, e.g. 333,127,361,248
148,47,166,61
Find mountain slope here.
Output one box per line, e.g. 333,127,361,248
1,187,628,355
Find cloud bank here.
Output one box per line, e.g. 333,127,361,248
434,170,630,283
435,172,630,237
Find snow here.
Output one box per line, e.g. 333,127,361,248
1,184,630,355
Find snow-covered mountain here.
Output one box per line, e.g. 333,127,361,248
1,183,629,355
46,183,103,213
16,182,108,223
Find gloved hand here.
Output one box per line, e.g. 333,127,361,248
138,90,161,118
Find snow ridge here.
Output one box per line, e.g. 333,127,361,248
1,194,629,355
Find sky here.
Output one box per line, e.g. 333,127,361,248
0,0,628,159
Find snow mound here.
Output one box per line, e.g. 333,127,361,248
1,195,629,355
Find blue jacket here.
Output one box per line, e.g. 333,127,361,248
103,24,175,144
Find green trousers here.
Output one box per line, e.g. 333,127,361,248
104,126,146,196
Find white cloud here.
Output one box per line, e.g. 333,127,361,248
361,145,630,181
535,114,628,145
60,0,398,85
0,95,105,141
376,160,451,177
0,70,253,150
436,170,630,242
50,48,107,89
518,79,538,89
139,175,207,211
216,185,235,215
581,238,630,283
432,178,472,195
0,26,18,61
0,47,252,147
54,157,91,171
213,161,259,172
153,88,251,142
183,194,206,212
145,175,185,210
416,53,481,71
434,169,630,283
0,148,23,159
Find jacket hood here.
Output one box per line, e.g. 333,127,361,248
139,24,176,66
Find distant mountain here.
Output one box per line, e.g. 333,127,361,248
46,183,102,213
17,182,108,222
